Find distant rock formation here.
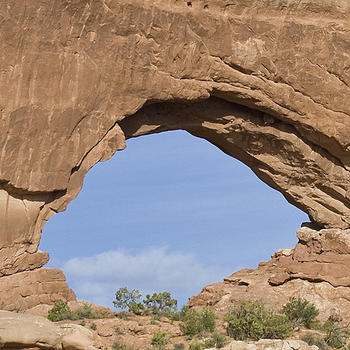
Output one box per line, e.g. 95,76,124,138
189,225,350,321
1,0,350,308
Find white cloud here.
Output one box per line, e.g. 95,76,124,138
62,247,232,308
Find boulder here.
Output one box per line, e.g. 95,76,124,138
0,310,97,350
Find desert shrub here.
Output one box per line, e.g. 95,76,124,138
263,314,293,339
225,300,292,341
189,341,202,350
79,320,86,326
200,308,216,333
0,336,4,349
309,319,323,330
112,342,135,350
114,288,178,318
203,333,227,348
0,301,5,310
90,322,97,330
170,305,190,322
76,303,109,319
174,343,185,350
114,287,142,310
180,307,216,337
47,300,78,322
144,292,178,316
301,333,328,350
129,301,145,315
323,320,350,349
48,300,109,322
76,303,95,319
180,308,200,336
151,331,170,350
281,297,319,328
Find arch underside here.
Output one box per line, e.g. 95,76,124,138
120,97,350,229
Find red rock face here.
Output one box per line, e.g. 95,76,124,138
0,0,350,309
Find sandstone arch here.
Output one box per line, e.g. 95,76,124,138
1,0,350,308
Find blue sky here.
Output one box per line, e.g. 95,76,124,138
40,130,308,308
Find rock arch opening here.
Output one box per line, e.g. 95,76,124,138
39,129,307,307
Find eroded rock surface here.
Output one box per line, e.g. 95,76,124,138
0,268,76,312
1,0,350,309
189,225,350,321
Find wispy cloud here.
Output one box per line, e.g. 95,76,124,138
62,247,232,307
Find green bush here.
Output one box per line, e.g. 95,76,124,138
76,303,95,319
170,305,190,322
323,320,350,349
263,314,293,339
129,301,145,315
203,333,227,348
173,343,185,350
301,333,328,350
151,331,170,350
48,300,109,322
76,303,109,319
225,300,292,341
180,307,216,337
114,288,178,318
47,300,78,322
189,342,202,350
90,322,97,330
114,287,142,310
144,292,177,316
180,308,200,336
201,308,216,333
281,297,319,328
309,319,323,330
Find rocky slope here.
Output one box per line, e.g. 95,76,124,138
0,308,188,349
1,0,350,313
0,309,324,350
